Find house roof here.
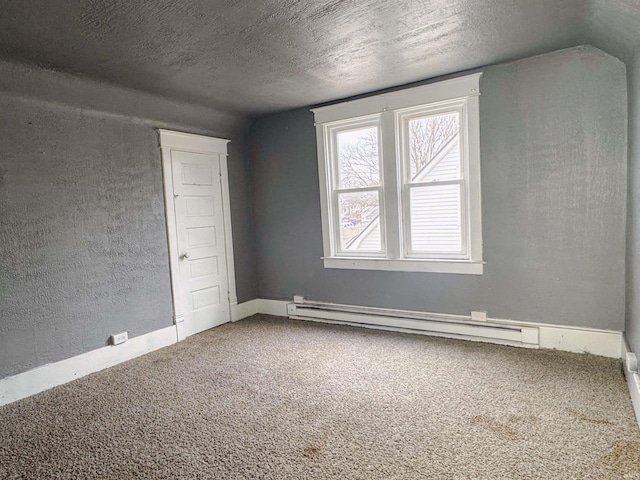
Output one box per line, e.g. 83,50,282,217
0,1,636,116
412,134,460,183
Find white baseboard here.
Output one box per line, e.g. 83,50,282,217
622,339,640,427
1,298,626,408
231,298,288,321
0,325,178,406
535,324,622,358
256,299,290,317
231,299,260,321
264,298,623,359
1,298,268,406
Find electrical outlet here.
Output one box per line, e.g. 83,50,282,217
471,311,487,322
110,332,128,346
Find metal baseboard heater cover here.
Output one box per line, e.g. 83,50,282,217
287,300,540,347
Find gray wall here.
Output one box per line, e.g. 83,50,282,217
227,128,259,304
249,46,627,330
627,58,640,354
587,0,640,355
0,62,256,378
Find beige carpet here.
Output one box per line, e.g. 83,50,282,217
1,315,639,479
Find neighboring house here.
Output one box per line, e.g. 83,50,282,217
346,134,461,252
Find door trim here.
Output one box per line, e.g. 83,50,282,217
158,129,237,341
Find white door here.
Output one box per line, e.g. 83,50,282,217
171,150,230,336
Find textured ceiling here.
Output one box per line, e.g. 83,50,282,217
0,0,634,115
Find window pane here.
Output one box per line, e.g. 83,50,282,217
408,112,460,182
339,191,381,252
409,184,462,253
337,127,380,189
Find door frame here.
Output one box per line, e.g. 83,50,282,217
158,129,237,341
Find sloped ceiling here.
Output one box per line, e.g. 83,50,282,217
0,0,636,115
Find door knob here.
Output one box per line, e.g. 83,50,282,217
181,252,190,260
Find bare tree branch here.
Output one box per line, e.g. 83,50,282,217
338,130,379,188
409,113,458,177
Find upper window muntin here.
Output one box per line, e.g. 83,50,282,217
312,73,483,275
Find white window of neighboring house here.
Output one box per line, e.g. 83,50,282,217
311,73,483,274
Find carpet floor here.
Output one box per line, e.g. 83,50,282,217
1,315,639,479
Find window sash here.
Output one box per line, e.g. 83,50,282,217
402,181,468,258
326,117,386,257
397,101,470,260
397,102,466,185
332,187,385,256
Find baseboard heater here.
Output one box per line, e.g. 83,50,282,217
287,299,539,348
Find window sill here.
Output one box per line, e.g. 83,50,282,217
322,257,484,275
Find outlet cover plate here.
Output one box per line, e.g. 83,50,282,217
471,311,488,322
110,332,128,346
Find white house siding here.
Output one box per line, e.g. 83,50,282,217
410,138,462,253
409,184,461,253
420,138,460,183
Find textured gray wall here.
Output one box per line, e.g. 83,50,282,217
227,130,259,304
0,63,256,379
587,0,640,355
250,46,627,330
627,59,640,354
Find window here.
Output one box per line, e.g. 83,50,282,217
312,73,483,274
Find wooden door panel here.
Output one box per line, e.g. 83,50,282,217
171,151,229,336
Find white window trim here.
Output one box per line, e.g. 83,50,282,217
312,73,483,275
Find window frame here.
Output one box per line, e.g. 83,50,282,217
397,100,469,260
312,73,483,275
326,116,386,257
